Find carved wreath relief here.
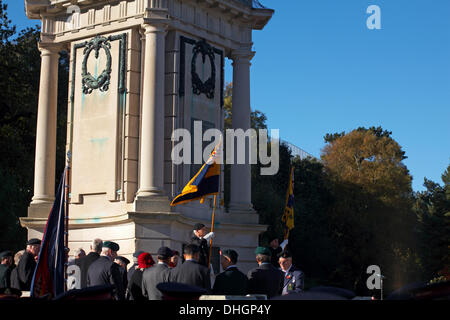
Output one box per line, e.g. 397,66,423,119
81,36,112,94
191,39,216,99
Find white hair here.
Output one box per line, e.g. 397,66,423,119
101,247,111,256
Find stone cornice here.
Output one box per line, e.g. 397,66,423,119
25,0,273,30
20,211,268,232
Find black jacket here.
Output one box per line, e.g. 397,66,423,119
13,251,36,291
75,252,100,289
0,264,11,289
247,263,284,298
269,246,282,268
212,266,248,295
127,268,145,301
87,256,125,300
170,260,211,292
190,236,209,267
142,263,172,300
127,263,138,283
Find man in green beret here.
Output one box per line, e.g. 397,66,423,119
212,249,248,295
0,251,13,289
247,246,284,298
87,241,125,300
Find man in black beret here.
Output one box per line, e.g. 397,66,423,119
75,238,103,289
247,247,284,298
190,223,215,268
114,256,130,293
0,251,13,289
11,239,41,291
87,241,125,300
156,282,206,300
212,249,248,295
142,246,173,300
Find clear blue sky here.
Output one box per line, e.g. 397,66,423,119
5,0,450,191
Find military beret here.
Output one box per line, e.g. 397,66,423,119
221,249,238,263
268,235,279,243
156,282,206,300
0,251,13,259
0,287,22,298
115,256,130,265
193,223,205,231
102,241,119,252
157,246,174,258
27,238,41,246
132,250,144,258
255,246,271,256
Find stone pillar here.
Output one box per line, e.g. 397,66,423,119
31,43,61,205
229,49,255,213
136,24,167,198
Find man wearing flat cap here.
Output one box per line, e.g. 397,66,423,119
0,251,13,289
190,223,215,268
142,246,173,300
87,241,125,300
247,247,284,298
11,238,41,291
212,249,248,295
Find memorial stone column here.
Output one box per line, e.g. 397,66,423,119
229,49,255,213
136,24,167,198
31,42,61,205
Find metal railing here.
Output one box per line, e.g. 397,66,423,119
232,0,268,9
281,139,317,160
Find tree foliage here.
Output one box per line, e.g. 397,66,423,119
321,128,420,294
414,166,450,282
0,1,68,252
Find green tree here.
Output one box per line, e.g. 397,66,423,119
288,157,338,289
0,1,68,252
414,165,450,282
321,127,419,294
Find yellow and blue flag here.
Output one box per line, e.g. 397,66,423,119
170,141,221,206
281,166,294,240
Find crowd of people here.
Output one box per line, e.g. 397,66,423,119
0,223,304,300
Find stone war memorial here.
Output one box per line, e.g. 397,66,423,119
20,0,273,274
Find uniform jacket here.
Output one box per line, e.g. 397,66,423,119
247,263,284,298
212,266,248,296
10,267,20,290
170,260,211,292
127,268,145,301
127,263,138,283
0,264,11,288
13,251,36,291
75,252,100,289
269,247,282,268
118,265,128,292
87,256,125,300
281,265,304,295
190,235,209,267
142,263,172,300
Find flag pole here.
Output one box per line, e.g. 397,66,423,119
208,194,217,270
64,151,71,292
